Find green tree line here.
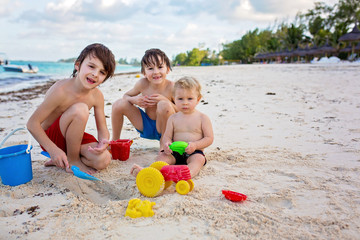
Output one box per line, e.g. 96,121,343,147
173,0,360,65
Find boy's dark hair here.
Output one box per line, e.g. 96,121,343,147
72,43,116,82
141,48,172,74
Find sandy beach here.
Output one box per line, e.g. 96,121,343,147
0,63,359,239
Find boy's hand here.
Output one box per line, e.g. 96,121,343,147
147,94,167,104
185,142,196,154
142,95,158,107
133,95,148,108
133,95,156,108
88,139,109,154
135,94,168,108
47,149,69,170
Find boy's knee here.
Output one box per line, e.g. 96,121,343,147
112,99,127,113
68,103,89,121
156,100,173,115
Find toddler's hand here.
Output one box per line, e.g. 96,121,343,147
185,142,196,154
161,142,172,155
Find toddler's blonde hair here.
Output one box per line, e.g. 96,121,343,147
174,76,202,99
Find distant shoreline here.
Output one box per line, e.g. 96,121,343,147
0,70,141,103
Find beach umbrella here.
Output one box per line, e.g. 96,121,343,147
338,24,360,42
286,49,295,62
340,44,352,53
275,49,292,62
339,24,360,59
267,52,276,61
339,44,353,60
303,46,313,62
355,41,360,51
318,41,337,57
293,47,306,57
306,46,322,59
254,53,267,62
259,53,268,60
340,44,355,59
277,50,285,58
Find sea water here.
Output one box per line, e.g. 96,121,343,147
0,61,140,93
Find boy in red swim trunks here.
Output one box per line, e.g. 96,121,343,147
27,43,116,174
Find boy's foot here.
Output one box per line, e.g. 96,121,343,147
71,160,97,175
130,164,143,177
44,159,97,175
44,159,72,173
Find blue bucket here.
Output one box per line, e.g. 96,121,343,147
0,128,33,186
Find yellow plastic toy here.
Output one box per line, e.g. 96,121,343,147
125,198,156,218
136,161,194,198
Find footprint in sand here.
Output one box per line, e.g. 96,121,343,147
262,196,293,209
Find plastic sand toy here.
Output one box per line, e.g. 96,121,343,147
109,139,133,161
41,151,101,181
222,190,247,202
136,161,194,197
125,198,156,218
71,166,101,181
169,141,188,155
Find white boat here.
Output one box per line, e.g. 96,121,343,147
3,64,39,73
0,52,8,65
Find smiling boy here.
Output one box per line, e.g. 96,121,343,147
27,43,116,174
111,48,176,143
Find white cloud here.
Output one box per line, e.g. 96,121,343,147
47,0,78,12
0,0,22,18
0,0,340,61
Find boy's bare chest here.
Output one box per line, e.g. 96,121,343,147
142,86,172,99
173,115,202,133
58,94,93,111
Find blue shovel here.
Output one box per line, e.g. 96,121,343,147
41,151,101,181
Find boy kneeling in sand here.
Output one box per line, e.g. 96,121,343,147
131,76,214,177
27,43,116,174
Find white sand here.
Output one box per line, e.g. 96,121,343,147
0,63,359,239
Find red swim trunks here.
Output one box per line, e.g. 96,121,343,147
42,115,98,153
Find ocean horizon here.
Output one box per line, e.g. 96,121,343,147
0,60,140,93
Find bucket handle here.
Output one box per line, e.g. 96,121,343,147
0,127,32,153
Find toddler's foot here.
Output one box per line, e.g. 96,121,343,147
130,164,143,177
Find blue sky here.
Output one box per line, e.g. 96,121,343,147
1,0,338,61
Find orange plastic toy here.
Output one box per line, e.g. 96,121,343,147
110,139,133,160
